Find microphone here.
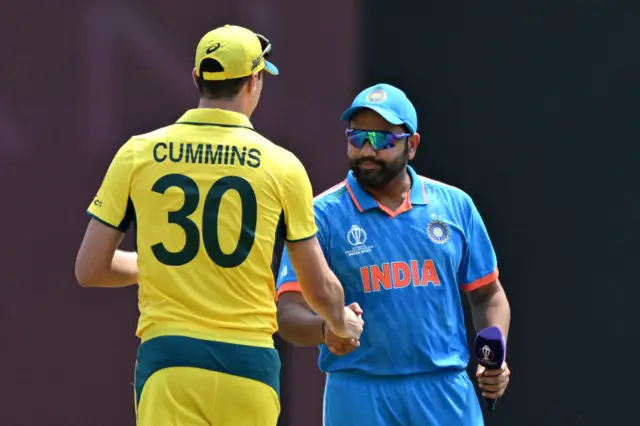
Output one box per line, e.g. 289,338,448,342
474,326,506,411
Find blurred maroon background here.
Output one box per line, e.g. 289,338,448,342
0,1,360,424
5,1,640,425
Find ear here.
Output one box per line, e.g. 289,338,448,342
248,72,260,92
407,133,421,160
192,68,199,88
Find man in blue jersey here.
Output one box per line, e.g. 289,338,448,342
275,83,511,425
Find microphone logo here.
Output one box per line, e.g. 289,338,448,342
481,345,494,361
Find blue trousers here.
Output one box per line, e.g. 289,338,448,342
323,370,484,426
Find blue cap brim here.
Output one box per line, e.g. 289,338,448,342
341,105,414,133
264,60,279,76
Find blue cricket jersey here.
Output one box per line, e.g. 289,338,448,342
276,166,498,376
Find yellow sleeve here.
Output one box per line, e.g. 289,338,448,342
280,153,318,242
86,141,135,232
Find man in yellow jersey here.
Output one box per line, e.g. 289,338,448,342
74,24,364,426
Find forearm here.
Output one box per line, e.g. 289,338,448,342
299,270,345,330
82,250,138,288
286,238,345,328
108,250,139,287
470,286,511,341
277,298,325,346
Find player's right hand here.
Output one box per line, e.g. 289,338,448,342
331,303,364,340
325,302,363,355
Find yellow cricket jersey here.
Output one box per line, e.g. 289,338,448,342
86,109,317,348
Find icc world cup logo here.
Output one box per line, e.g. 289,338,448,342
481,345,494,361
347,225,367,246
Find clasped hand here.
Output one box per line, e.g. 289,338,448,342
325,302,363,356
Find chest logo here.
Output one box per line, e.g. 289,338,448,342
345,225,374,256
427,219,450,244
347,224,367,246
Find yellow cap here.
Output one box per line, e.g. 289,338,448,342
194,25,279,81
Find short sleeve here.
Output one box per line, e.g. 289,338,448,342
86,141,135,232
275,205,330,301
458,197,499,292
280,154,318,242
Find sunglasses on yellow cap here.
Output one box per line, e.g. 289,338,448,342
251,34,272,72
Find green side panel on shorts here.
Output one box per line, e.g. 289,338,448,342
134,336,281,406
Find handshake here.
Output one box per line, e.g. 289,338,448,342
324,302,364,356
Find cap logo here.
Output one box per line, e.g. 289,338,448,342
366,89,387,103
206,43,221,54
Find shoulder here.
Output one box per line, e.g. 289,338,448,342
311,182,350,236
107,137,138,164
107,125,180,170
244,131,290,156
314,181,348,204
419,175,469,198
252,138,307,174
120,126,174,158
312,181,350,219
273,145,302,166
420,176,473,215
131,124,174,142
419,175,473,206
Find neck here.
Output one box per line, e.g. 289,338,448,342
364,168,412,202
198,97,249,117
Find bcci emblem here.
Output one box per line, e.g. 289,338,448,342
347,225,367,246
426,219,450,244
366,88,387,103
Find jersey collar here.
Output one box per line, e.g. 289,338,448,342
345,165,428,213
176,108,254,129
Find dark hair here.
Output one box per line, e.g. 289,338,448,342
196,58,261,100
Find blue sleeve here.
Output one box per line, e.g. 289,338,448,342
276,247,297,289
276,204,330,297
458,197,499,291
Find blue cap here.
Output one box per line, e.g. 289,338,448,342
341,83,418,134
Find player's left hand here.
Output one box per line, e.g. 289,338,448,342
324,322,359,355
476,362,510,399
